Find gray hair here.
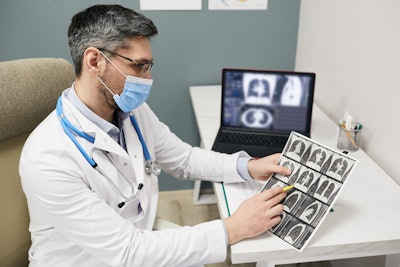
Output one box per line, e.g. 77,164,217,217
67,5,158,76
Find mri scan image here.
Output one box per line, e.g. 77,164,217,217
263,132,358,251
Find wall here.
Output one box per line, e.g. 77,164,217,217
0,0,301,190
295,0,400,184
295,1,400,266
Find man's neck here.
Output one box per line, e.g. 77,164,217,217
74,79,115,123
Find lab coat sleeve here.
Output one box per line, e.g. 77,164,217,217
135,104,247,184
20,117,227,267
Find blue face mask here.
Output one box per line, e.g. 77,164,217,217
98,51,153,112
113,75,153,112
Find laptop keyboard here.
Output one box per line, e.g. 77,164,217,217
220,131,288,147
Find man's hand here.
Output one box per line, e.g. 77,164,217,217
223,186,286,245
248,153,291,181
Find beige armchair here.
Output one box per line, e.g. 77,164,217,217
0,58,75,267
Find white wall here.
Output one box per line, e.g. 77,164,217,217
295,1,400,266
295,0,400,185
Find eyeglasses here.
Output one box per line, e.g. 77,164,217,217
98,48,154,75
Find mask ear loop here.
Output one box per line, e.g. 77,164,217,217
97,76,118,98
97,50,128,99
98,50,127,78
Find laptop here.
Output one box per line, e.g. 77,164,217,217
211,68,316,158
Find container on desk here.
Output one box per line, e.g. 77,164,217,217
337,121,362,151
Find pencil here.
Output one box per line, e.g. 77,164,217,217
282,185,294,192
341,122,358,149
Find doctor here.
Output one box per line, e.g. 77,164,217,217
19,4,291,267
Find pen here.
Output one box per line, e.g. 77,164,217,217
282,185,294,192
345,115,352,130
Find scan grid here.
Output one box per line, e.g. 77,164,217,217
261,132,358,251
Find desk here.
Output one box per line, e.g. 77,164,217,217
189,85,400,267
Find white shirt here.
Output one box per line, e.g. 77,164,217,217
19,87,249,267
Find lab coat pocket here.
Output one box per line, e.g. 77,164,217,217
119,193,144,224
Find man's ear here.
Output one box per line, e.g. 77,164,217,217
83,47,103,76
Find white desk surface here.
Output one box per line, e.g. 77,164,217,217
189,85,400,266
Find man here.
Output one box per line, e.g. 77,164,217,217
19,5,291,267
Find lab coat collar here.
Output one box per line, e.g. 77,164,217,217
60,90,128,158
61,90,146,185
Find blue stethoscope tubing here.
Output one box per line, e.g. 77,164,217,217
56,96,159,208
129,115,161,177
56,97,97,167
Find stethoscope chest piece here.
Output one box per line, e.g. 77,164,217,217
145,160,161,176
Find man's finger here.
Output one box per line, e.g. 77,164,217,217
259,186,285,200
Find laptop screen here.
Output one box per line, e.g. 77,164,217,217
221,68,316,134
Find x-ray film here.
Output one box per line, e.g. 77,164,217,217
261,131,358,251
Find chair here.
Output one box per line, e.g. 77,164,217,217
0,58,75,267
0,57,195,267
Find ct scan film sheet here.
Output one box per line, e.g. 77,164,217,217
261,131,358,252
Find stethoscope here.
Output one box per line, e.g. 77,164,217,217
56,96,161,208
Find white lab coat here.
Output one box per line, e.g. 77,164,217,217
19,89,248,267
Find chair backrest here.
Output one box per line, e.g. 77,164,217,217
0,58,75,267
